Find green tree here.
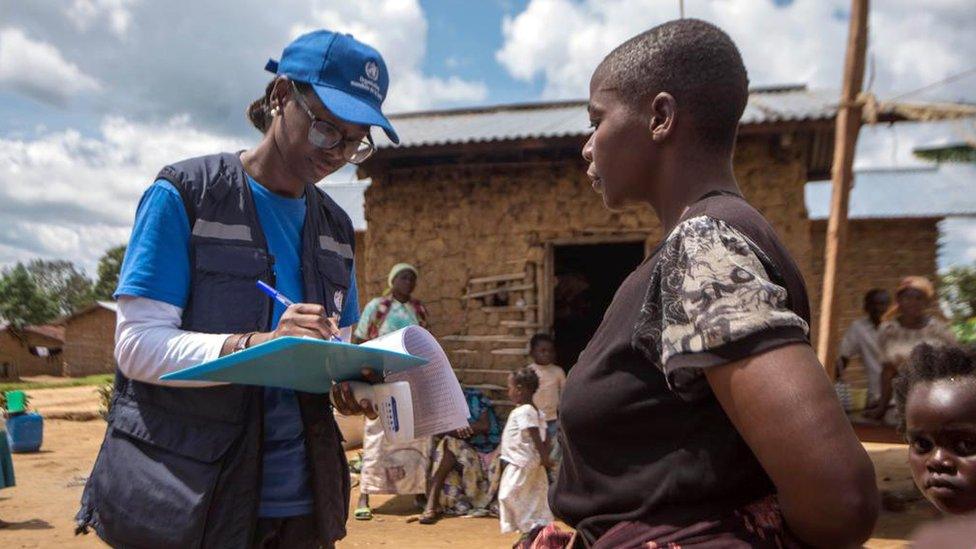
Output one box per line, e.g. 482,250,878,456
92,245,126,301
26,259,94,315
0,263,60,327
939,263,976,344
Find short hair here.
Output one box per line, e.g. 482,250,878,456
530,333,554,350
511,366,540,395
598,18,749,152
864,288,890,306
894,344,976,432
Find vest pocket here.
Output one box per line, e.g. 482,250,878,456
188,243,270,333
88,401,243,547
316,252,350,317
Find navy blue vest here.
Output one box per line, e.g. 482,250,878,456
76,153,355,548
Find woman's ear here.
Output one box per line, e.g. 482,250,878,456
270,77,291,113
647,92,677,143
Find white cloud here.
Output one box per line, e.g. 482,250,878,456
293,0,488,112
496,0,976,101
0,115,246,273
0,27,102,106
65,0,138,38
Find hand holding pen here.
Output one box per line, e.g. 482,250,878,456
251,280,342,343
252,281,376,419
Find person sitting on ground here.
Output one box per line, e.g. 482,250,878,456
352,263,430,520
867,276,957,423
837,288,891,408
526,334,565,477
499,367,554,542
894,343,976,516
539,19,877,548
420,387,502,524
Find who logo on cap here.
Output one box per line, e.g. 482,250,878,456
265,30,400,144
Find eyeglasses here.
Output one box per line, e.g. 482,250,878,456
290,82,375,164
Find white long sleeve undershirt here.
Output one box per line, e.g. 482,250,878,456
114,295,231,387
114,295,353,387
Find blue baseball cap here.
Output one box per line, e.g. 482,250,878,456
265,30,400,144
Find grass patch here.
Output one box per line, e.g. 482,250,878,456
0,374,114,393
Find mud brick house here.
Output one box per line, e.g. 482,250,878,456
806,164,976,393
355,86,974,409
0,323,65,380
62,301,117,377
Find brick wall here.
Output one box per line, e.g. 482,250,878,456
0,331,63,379
63,308,117,377
809,218,940,391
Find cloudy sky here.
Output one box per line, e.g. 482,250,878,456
1,0,974,276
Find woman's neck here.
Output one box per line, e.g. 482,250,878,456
391,291,411,303
240,136,305,198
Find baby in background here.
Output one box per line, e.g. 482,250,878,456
894,343,976,516
498,367,554,540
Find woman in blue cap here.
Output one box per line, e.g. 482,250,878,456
75,31,399,549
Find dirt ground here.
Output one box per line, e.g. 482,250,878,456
0,418,940,548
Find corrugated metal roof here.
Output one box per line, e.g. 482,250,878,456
805,164,976,220
377,85,840,149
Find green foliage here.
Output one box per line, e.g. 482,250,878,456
92,245,126,301
25,259,94,316
913,146,976,164
940,264,976,321
952,318,976,345
0,373,113,394
940,263,976,345
0,263,61,327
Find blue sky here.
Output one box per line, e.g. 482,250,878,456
0,0,973,275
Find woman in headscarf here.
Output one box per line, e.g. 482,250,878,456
351,263,430,519
866,276,957,422
419,387,503,524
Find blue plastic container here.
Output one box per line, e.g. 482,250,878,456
6,412,43,453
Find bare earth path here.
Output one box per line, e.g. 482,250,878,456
0,389,935,548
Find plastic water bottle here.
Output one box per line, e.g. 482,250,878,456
6,412,43,453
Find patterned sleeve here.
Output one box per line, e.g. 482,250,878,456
353,297,379,340
634,216,810,399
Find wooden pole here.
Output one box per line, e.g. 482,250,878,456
818,0,870,378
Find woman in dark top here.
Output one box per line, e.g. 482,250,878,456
539,19,878,548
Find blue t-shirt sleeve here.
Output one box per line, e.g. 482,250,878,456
115,179,192,308
339,263,360,328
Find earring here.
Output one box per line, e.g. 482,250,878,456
270,104,280,115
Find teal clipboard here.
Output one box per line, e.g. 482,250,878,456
160,337,427,393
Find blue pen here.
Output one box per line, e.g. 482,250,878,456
256,280,341,341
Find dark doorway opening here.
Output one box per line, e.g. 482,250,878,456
552,241,645,371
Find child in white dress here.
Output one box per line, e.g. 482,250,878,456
498,367,554,538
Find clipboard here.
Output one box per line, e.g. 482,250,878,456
160,336,427,393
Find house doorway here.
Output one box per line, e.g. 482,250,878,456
551,241,646,371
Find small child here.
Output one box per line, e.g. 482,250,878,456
527,334,566,444
498,367,554,538
894,343,976,516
